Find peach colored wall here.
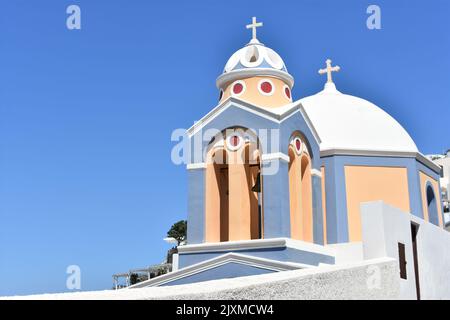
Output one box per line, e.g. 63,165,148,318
344,166,410,242
288,146,313,242
419,171,443,227
288,147,302,240
205,144,262,242
228,152,251,241
321,166,327,245
205,149,227,242
301,156,313,242
220,76,292,108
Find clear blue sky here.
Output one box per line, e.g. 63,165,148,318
0,0,449,296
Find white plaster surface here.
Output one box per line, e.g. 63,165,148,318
300,83,418,154
414,216,450,299
1,258,398,300
360,201,417,299
361,201,450,300
327,242,364,264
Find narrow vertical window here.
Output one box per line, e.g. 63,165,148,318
398,242,407,280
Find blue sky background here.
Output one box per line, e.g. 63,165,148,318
0,0,449,296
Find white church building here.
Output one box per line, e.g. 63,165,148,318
126,18,450,300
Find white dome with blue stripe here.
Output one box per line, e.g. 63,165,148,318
224,40,288,73
216,39,294,89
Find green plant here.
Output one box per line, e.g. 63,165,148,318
167,220,187,245
129,273,139,285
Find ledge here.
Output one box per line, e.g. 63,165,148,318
178,238,287,254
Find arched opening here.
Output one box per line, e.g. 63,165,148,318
288,134,313,242
426,184,439,226
205,129,263,242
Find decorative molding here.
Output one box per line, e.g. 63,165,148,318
291,136,303,155
230,80,246,97
187,99,276,137
187,163,207,170
320,148,417,158
261,152,290,163
129,252,307,288
225,132,244,151
257,78,275,96
216,68,294,89
416,152,442,174
177,238,287,254
186,98,322,148
178,237,336,257
283,84,292,100
320,149,441,174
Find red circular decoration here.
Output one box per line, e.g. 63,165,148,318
295,139,301,151
260,81,273,94
285,87,291,99
233,83,244,95
230,135,240,147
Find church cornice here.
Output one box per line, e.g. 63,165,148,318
320,149,441,174
186,97,321,146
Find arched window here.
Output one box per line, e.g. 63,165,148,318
288,134,313,242
426,184,439,226
205,128,262,242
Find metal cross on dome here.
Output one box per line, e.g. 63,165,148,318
318,59,341,84
246,17,263,41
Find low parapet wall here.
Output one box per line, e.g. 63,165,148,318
2,258,398,300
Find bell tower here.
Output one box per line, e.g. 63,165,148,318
216,17,295,108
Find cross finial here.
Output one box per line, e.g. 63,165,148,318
318,59,340,84
246,17,263,42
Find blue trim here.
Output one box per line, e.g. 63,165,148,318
160,262,275,286
279,111,321,169
424,181,440,226
312,175,324,245
416,161,445,225
322,156,349,243
262,159,291,238
189,104,279,163
407,160,424,219
189,103,321,168
415,161,440,181
178,247,335,269
187,168,205,244
229,60,288,73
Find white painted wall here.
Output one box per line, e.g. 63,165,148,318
360,201,450,300
414,217,450,299
360,201,417,299
172,254,179,271
326,242,364,265
1,258,399,300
